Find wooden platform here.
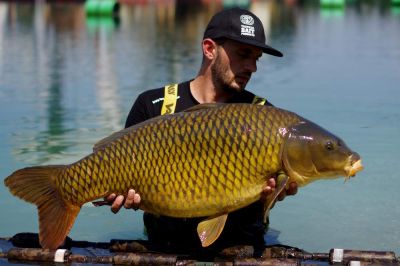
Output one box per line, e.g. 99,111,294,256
1,233,399,265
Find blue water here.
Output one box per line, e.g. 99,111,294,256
0,0,399,257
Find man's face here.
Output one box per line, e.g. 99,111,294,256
211,39,262,93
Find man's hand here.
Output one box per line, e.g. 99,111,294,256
277,181,298,201
99,189,141,214
260,177,298,203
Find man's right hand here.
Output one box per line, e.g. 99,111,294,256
105,189,141,214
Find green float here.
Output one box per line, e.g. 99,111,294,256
320,0,345,8
85,0,120,16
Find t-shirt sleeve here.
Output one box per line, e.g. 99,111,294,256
124,93,151,128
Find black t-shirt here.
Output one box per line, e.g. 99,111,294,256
125,80,272,127
124,80,273,255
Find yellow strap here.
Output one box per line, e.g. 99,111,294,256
252,95,267,105
161,84,178,115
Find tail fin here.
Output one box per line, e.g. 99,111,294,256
4,166,81,250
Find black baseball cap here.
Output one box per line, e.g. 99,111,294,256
203,7,283,57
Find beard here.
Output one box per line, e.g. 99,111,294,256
211,49,248,93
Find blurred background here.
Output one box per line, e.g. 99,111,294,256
0,0,399,258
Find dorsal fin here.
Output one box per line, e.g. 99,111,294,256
184,103,225,112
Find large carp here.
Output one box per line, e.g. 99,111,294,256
4,103,363,250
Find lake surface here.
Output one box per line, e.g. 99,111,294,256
0,0,399,259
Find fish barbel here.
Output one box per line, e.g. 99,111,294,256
4,103,363,249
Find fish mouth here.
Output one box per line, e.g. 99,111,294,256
344,156,364,180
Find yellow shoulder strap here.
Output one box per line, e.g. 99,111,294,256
161,83,178,115
252,95,267,105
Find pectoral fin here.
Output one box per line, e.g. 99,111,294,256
263,172,289,223
197,214,228,247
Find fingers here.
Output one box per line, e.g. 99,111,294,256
124,189,141,210
133,193,141,208
111,195,125,214
260,177,276,202
286,182,298,196
260,177,298,204
109,189,141,214
91,193,117,207
277,182,298,201
264,177,276,193
105,193,116,203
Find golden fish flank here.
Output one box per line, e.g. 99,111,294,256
4,103,363,250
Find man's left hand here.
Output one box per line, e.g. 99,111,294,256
260,177,298,203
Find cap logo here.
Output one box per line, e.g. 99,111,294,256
240,15,255,37
240,15,254,25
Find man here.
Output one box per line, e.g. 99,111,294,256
105,7,298,255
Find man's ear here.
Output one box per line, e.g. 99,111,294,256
202,38,218,60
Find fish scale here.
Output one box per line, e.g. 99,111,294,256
66,104,274,215
5,103,363,249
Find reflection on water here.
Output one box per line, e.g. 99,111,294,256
0,0,399,256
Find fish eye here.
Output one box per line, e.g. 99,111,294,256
325,141,335,151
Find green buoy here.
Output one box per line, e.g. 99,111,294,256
320,0,345,8
85,0,120,16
